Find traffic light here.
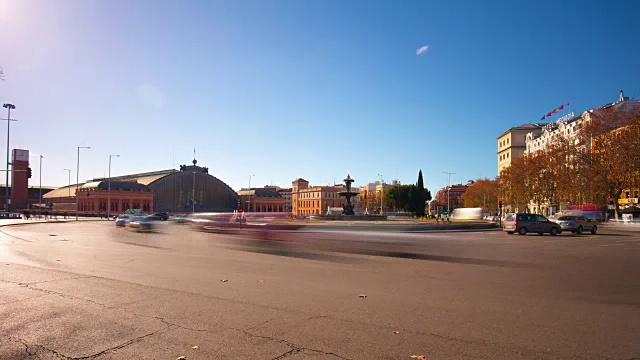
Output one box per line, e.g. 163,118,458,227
498,200,503,207
26,167,32,178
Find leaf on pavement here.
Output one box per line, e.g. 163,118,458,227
258,280,264,283
176,356,186,360
393,331,400,334
220,279,228,282
358,294,367,298
410,356,425,359
192,345,199,350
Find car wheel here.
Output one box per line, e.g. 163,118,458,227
591,225,597,235
518,227,527,236
577,226,583,235
550,227,559,236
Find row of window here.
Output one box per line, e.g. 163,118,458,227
78,202,150,212
499,152,510,161
499,138,510,148
298,191,342,199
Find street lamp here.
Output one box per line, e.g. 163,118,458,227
443,172,456,216
76,146,91,220
39,155,43,217
107,154,120,220
248,174,255,212
63,169,71,198
2,103,16,212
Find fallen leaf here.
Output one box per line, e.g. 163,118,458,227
393,331,400,334
192,345,199,350
220,279,228,282
410,356,425,360
258,280,264,283
358,294,367,298
176,357,186,360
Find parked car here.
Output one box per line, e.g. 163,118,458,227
149,212,169,221
115,214,131,227
553,215,598,234
128,216,155,231
503,213,562,236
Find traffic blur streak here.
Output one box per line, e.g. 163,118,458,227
186,213,521,267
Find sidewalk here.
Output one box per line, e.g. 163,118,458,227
0,217,104,227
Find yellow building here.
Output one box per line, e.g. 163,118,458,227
497,123,544,175
291,178,349,216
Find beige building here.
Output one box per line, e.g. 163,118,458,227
497,123,545,175
291,178,352,216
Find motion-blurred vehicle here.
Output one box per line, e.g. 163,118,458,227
503,213,562,236
149,212,169,221
115,214,131,227
128,216,155,232
554,215,597,234
450,208,484,220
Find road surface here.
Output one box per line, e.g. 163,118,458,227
1,221,639,359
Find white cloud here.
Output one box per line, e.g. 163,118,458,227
137,83,166,109
416,45,429,56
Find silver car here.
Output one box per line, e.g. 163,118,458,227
554,215,598,234
115,215,131,227
128,216,155,232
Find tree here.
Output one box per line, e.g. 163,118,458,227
416,170,426,217
461,178,500,209
361,190,381,213
578,104,640,218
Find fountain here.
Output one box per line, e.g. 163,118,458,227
338,173,358,215
311,172,387,221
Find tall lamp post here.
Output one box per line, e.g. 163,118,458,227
76,146,91,220
248,174,255,212
443,172,456,216
2,103,16,212
107,154,120,220
63,169,71,198
39,155,43,217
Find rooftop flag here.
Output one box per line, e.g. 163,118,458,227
547,112,553,117
553,108,559,113
559,104,565,110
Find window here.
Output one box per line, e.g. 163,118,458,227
536,215,548,222
507,153,509,158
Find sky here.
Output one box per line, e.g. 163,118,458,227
1,0,639,193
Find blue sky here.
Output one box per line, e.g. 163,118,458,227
1,0,639,193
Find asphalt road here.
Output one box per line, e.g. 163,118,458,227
0,221,639,359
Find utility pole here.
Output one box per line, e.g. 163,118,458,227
39,155,43,218
107,155,120,220
443,172,456,216
76,146,91,220
2,103,16,212
248,174,255,212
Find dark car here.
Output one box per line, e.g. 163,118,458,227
503,213,562,236
149,212,169,221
